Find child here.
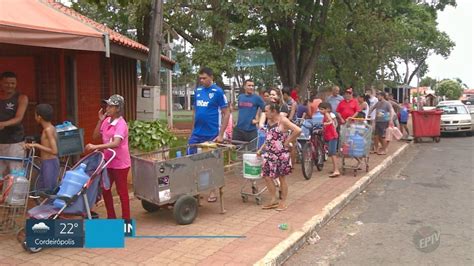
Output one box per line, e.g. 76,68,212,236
399,99,411,139
25,104,59,192
319,102,340,177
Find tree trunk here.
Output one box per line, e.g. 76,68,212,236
147,0,163,86
266,0,330,96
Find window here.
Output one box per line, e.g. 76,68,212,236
437,105,468,114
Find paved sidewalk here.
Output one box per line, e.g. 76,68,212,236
0,141,407,265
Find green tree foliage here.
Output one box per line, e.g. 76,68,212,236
436,79,463,100
419,76,437,88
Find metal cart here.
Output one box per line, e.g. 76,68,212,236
339,119,373,176
131,144,226,225
0,148,36,234
229,138,269,205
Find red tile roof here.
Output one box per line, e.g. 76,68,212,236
46,0,175,65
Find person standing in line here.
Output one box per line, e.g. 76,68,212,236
399,98,411,139
326,85,344,116
233,80,265,142
368,92,395,155
85,94,131,220
188,67,230,202
319,102,340,178
24,104,59,192
282,87,297,121
335,88,360,125
0,71,29,176
257,102,301,211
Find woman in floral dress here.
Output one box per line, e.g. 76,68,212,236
257,103,301,211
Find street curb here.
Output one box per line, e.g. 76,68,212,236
255,142,412,266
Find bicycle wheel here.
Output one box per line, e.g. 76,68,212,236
315,139,324,171
301,142,313,180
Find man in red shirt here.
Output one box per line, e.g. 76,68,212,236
336,88,360,124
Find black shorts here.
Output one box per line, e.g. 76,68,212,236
400,121,407,125
232,127,258,142
375,122,389,137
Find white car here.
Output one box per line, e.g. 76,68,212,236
436,100,473,135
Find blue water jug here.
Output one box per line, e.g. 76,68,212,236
53,163,89,208
349,134,366,157
312,111,324,125
257,128,266,149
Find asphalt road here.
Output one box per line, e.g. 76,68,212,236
286,135,474,266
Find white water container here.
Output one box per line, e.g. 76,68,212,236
243,154,262,179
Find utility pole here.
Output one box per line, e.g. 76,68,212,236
147,0,162,86
166,31,173,129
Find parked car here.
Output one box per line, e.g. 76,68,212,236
436,100,473,136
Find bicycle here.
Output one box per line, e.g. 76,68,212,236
296,119,327,180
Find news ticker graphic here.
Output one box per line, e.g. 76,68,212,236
26,219,245,249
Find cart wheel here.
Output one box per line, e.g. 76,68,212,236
255,197,262,205
353,169,357,177
173,195,198,225
414,138,420,143
241,195,248,203
17,229,43,253
278,190,283,200
434,137,441,143
301,143,313,180
366,164,369,172
141,200,160,212
342,168,346,175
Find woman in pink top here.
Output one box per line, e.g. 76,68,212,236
85,94,131,220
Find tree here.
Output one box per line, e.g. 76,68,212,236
388,2,455,85
436,79,463,100
419,76,437,88
320,0,406,91
249,0,331,94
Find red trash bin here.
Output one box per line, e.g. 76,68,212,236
411,110,443,143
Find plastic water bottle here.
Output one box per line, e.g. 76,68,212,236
53,163,89,208
257,128,266,149
278,223,289,230
176,150,182,158
7,169,29,206
312,111,324,125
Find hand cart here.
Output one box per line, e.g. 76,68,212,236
339,119,373,176
131,144,226,225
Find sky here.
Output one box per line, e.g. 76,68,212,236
424,0,474,88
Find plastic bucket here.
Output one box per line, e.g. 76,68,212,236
243,154,262,179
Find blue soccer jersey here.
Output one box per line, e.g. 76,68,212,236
192,83,228,137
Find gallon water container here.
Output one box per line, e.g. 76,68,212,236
243,154,262,179
7,169,29,206
53,163,89,208
312,111,324,126
349,134,366,157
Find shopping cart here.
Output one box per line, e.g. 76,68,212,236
228,136,270,205
339,119,373,176
0,148,36,234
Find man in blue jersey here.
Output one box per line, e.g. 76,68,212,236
189,67,230,202
233,79,265,142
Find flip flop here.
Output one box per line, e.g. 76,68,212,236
207,196,217,202
329,173,340,178
262,202,279,209
275,205,288,211
377,152,386,155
